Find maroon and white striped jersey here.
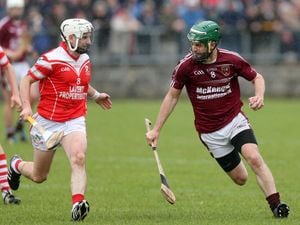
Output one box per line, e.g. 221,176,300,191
171,48,257,133
0,16,28,62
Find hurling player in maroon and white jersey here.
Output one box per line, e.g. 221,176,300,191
8,18,112,221
0,46,21,204
146,21,289,218
0,0,38,143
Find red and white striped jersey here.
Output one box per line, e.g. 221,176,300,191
28,42,91,122
0,46,9,68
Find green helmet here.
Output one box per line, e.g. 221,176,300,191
187,20,221,62
187,20,221,45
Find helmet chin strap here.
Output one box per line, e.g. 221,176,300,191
67,38,89,54
208,41,212,53
67,38,79,52
205,42,216,60
193,41,217,63
60,30,80,53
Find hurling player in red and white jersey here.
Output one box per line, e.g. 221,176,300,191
8,18,112,221
0,0,38,143
146,21,289,218
0,46,21,204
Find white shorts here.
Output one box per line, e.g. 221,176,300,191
30,114,86,151
200,113,251,158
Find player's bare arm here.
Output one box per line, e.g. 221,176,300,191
19,75,36,120
87,84,112,110
3,63,22,110
146,87,181,147
249,73,265,111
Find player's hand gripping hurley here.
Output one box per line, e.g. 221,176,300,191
145,118,176,204
27,116,64,150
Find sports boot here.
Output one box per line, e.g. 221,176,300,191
71,200,90,221
3,190,21,205
273,203,290,218
8,155,22,190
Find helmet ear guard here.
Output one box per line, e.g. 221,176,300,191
60,18,95,52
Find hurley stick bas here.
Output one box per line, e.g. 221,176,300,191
27,116,64,150
144,118,176,204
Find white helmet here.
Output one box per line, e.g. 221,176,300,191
60,18,95,52
6,0,24,8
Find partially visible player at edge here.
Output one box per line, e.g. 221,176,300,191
145,20,290,218
0,0,39,143
8,18,112,221
0,45,21,204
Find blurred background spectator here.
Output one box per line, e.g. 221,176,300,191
109,4,140,57
218,0,245,52
0,0,299,65
136,0,159,55
27,6,53,55
92,0,112,52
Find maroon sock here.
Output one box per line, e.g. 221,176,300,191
266,192,280,211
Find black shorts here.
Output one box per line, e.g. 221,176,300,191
215,129,257,172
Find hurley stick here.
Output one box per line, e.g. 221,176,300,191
27,116,64,150
145,118,176,204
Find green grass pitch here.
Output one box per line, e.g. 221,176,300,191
0,98,299,225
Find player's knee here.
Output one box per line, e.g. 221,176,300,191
233,174,248,186
247,154,264,170
71,151,86,167
32,175,47,183
230,169,248,186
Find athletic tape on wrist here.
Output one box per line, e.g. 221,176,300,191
91,91,100,100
